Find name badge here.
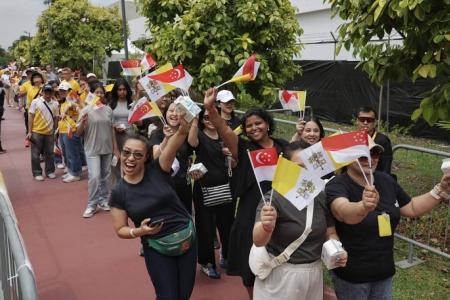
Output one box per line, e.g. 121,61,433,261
377,213,392,237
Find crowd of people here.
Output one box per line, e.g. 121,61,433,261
1,64,450,300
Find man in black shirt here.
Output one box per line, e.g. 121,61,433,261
357,107,393,174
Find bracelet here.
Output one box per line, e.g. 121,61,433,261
430,184,450,201
130,228,137,238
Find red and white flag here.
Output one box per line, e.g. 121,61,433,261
248,147,278,183
322,130,369,163
278,90,307,112
120,59,142,76
229,53,260,83
140,53,157,72
128,97,162,124
147,64,193,91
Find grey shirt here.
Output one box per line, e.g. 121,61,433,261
112,101,130,127
255,191,334,264
83,106,113,156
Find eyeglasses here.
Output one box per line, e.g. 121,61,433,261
121,149,145,160
358,117,375,123
203,115,210,121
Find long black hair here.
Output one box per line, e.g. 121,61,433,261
109,78,133,110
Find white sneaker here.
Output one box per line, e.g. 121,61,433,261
82,166,88,172
47,173,56,179
83,207,97,218
34,175,44,181
57,163,65,169
63,174,81,183
64,167,68,173
62,173,70,179
97,202,110,211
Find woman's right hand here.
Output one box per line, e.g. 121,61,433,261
260,205,277,233
204,87,217,111
296,119,306,134
138,218,164,236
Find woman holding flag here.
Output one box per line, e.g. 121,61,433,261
252,141,347,300
291,116,325,147
78,83,118,218
203,87,288,295
326,138,450,299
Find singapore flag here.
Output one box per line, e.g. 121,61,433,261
248,147,279,183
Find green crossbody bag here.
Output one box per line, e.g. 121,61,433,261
145,220,195,256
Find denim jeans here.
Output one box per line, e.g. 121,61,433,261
331,272,393,300
31,133,55,177
86,153,112,208
61,133,82,176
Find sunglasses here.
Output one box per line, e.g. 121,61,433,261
121,149,145,160
358,117,375,123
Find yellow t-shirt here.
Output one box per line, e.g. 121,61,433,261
68,79,80,92
19,80,31,94
29,98,59,135
58,101,79,134
26,85,42,109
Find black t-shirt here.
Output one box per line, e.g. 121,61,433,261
325,171,411,283
149,129,193,187
232,137,289,197
373,131,393,174
225,115,241,130
109,159,190,240
194,130,229,187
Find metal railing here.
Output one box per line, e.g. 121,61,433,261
392,144,450,268
0,174,38,300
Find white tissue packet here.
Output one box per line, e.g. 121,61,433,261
441,158,450,174
321,239,346,270
174,96,201,122
188,163,208,175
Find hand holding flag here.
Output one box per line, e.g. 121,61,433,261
217,54,260,88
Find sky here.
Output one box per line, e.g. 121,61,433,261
0,0,118,49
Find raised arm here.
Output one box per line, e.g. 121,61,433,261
204,88,239,159
400,174,450,218
159,117,191,173
187,117,199,148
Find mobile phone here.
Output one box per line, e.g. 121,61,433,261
149,219,165,227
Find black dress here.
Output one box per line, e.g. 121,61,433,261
226,137,288,286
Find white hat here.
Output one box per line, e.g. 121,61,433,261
57,68,63,73
58,81,72,91
86,73,96,79
217,90,235,103
21,71,27,77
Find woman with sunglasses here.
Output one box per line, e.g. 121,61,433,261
78,83,118,218
150,101,193,214
187,108,235,279
109,78,134,185
357,106,393,174
326,138,450,300
109,121,196,300
203,88,289,296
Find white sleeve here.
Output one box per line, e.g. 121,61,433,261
29,99,37,114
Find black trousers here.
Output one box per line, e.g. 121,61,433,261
24,109,28,134
30,132,55,176
193,182,235,268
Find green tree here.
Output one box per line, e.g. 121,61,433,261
33,0,123,71
9,35,36,67
137,0,302,105
0,47,12,66
329,0,450,125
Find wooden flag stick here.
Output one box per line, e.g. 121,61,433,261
246,149,267,206
216,80,230,89
356,160,371,187
159,115,168,127
268,188,274,207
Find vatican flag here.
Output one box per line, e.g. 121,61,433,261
272,157,324,211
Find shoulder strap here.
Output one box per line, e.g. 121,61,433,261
272,200,315,265
42,100,54,119
33,88,42,100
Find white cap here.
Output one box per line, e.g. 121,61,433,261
86,73,96,79
57,68,63,73
217,90,235,103
58,81,72,91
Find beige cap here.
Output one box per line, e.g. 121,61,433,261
368,135,384,152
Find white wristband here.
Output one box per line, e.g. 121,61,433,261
130,228,137,238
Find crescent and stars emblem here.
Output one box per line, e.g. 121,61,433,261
255,151,272,165
139,103,150,114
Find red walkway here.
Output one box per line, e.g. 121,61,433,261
0,107,247,299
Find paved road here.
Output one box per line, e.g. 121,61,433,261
1,106,336,300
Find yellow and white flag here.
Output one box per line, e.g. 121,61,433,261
278,90,306,113
272,156,324,211
139,63,176,101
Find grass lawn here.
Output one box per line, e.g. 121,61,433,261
263,111,450,298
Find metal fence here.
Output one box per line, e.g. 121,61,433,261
0,178,38,300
